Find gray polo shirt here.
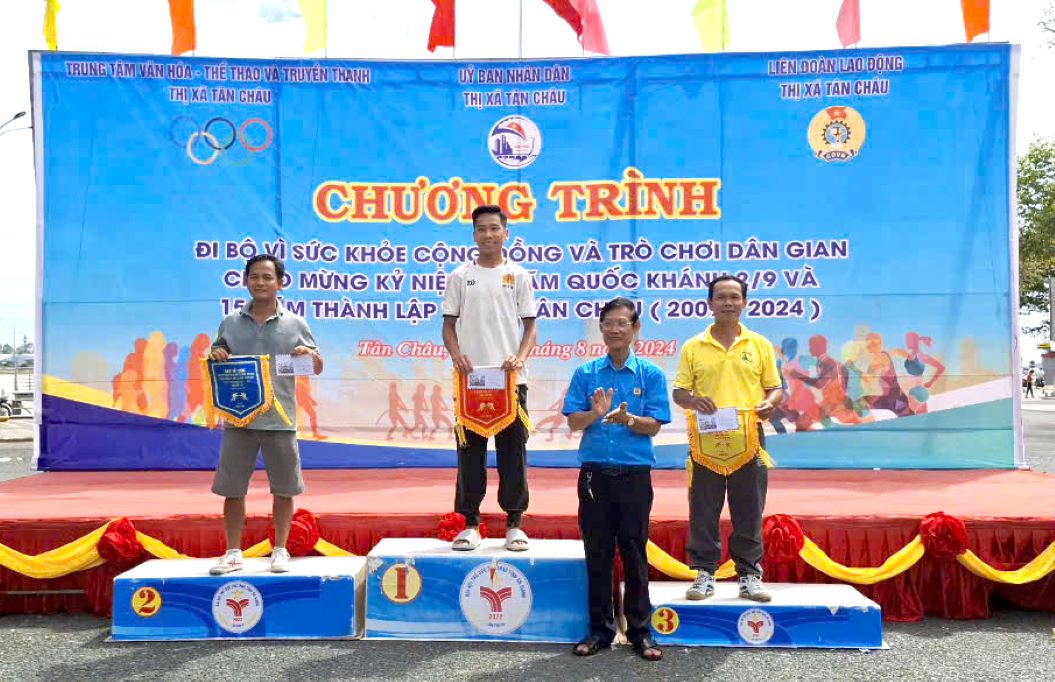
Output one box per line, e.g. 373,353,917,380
211,301,318,431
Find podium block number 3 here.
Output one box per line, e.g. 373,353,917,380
651,606,679,634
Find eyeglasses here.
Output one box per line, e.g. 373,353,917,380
599,320,634,331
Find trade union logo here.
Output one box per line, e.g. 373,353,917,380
381,563,423,604
131,587,162,618
488,115,542,170
808,105,866,162
459,561,533,635
737,608,775,645
212,581,264,634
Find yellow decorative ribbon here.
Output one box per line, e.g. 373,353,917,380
0,520,358,580
957,546,1055,584
646,532,1055,587
2,518,1053,587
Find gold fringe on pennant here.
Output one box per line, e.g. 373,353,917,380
518,403,534,434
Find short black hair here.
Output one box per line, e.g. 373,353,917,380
471,204,508,226
245,254,285,281
599,296,640,323
707,274,747,301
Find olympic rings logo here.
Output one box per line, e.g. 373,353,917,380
169,116,274,166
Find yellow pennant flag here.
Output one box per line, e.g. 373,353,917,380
692,0,728,53
299,0,327,53
44,0,61,51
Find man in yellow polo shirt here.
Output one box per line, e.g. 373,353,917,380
672,275,784,602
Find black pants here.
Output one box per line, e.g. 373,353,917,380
686,455,768,576
577,463,653,646
454,385,529,527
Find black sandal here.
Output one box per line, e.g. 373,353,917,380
632,634,662,661
573,633,611,656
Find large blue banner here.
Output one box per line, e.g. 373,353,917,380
33,45,1020,470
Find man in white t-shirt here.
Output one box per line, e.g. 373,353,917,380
442,205,538,551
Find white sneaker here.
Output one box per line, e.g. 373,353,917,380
685,570,715,600
209,549,243,575
270,547,291,573
738,575,772,602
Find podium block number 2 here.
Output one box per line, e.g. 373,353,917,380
132,587,162,617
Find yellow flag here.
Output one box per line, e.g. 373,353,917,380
692,0,728,53
44,0,61,51
299,0,327,53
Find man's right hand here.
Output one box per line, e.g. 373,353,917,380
209,347,230,362
692,395,718,414
452,353,474,374
590,387,614,419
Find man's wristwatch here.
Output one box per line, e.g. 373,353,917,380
626,415,636,428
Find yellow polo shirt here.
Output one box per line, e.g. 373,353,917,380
674,323,781,409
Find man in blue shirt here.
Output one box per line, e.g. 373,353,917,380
562,297,671,662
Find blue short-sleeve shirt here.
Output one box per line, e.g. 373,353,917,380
562,351,671,466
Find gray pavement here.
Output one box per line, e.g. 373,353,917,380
0,610,1052,681
0,404,1053,681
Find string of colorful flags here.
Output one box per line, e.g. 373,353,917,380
41,0,993,58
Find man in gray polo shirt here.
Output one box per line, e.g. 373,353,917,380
208,254,323,574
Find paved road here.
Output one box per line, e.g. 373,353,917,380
0,405,1053,681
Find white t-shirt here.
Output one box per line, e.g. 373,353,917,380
443,259,537,384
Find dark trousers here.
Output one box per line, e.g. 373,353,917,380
454,385,529,527
686,455,768,577
577,464,653,646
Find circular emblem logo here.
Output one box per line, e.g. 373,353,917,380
737,608,775,644
212,581,264,634
488,115,542,170
808,105,866,162
131,587,162,618
381,563,423,604
459,562,533,635
651,606,680,635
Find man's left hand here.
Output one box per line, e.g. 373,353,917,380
603,402,631,425
291,346,317,357
755,400,775,420
501,356,524,373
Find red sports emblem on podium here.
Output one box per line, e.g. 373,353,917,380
737,608,775,644
459,562,533,635
212,581,264,634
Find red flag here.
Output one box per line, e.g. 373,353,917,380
835,0,860,48
961,0,989,42
541,0,610,55
168,0,196,55
428,0,455,52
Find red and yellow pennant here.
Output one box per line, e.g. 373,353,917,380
452,369,532,446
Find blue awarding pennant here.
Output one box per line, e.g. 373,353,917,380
203,355,289,428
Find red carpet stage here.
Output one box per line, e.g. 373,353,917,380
2,468,1054,621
